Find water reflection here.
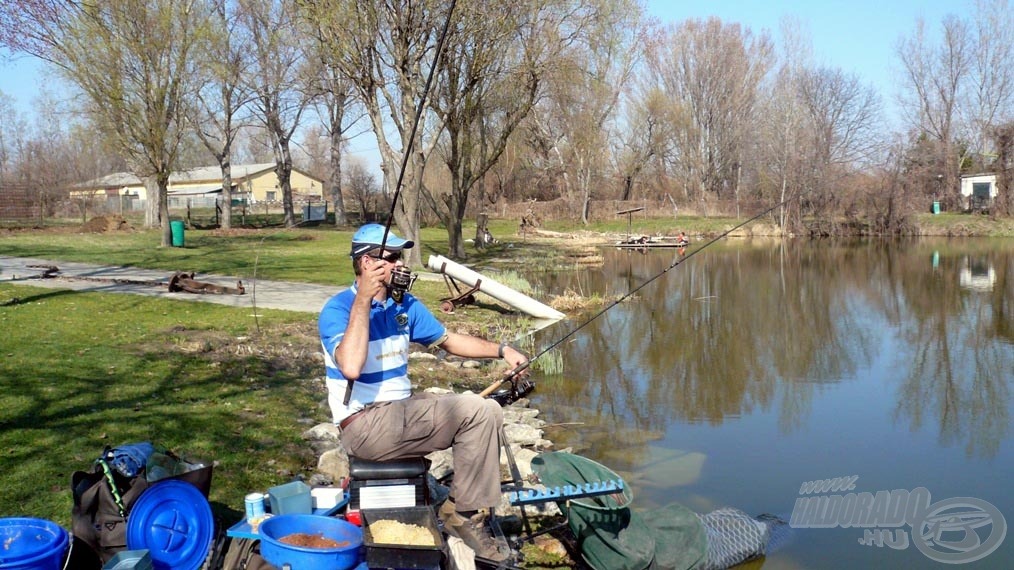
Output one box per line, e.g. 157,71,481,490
960,255,997,292
526,240,1014,465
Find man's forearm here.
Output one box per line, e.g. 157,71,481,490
335,296,372,379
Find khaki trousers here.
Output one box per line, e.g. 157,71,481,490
340,392,504,512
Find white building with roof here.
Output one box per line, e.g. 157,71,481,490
73,163,324,208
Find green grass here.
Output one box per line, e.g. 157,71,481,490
543,215,744,236
0,284,320,526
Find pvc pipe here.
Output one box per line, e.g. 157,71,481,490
426,255,565,320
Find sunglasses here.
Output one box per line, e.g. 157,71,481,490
367,251,401,263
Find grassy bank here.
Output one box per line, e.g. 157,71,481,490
0,285,320,526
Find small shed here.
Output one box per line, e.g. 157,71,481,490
959,174,999,211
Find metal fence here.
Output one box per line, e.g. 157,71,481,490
0,184,42,221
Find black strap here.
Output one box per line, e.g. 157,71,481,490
342,379,354,406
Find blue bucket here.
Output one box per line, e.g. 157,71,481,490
0,517,69,570
259,514,363,570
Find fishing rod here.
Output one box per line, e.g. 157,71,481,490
341,0,458,407
377,0,458,307
251,1,456,335
479,191,805,402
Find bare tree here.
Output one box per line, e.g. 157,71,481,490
423,0,553,256
521,0,643,225
753,17,812,231
0,90,22,183
966,0,1014,159
299,0,450,266
896,15,972,208
1,0,208,245
643,17,773,211
240,0,312,228
994,123,1014,217
189,0,253,230
615,86,673,202
796,67,882,226
345,158,379,221
302,16,361,228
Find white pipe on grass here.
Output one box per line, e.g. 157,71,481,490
426,255,565,320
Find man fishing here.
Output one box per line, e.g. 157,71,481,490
318,223,528,561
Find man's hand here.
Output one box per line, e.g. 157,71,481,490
501,345,529,372
357,256,388,301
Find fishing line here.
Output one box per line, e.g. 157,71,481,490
481,190,807,397
343,0,458,405
249,0,458,333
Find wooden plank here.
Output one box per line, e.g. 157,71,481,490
615,206,645,215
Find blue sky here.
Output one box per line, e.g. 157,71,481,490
1,1,968,157
645,0,968,128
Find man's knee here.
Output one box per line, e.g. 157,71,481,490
479,396,503,424
458,392,503,424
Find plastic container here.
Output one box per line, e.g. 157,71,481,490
311,487,343,510
258,514,363,570
362,507,444,570
126,480,214,570
170,220,185,247
0,517,69,570
268,480,312,515
102,549,153,570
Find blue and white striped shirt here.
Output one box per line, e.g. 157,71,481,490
319,284,446,423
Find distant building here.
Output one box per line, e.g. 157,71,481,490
959,173,999,211
73,163,324,209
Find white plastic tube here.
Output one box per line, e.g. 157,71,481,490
426,255,565,320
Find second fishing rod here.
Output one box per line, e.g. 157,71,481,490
477,192,806,403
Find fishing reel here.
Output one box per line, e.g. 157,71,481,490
490,375,536,407
389,266,418,303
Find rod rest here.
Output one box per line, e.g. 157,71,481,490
349,456,429,480
508,479,625,506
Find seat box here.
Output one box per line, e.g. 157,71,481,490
349,477,426,510
362,506,444,570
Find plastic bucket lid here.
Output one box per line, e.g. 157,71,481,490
126,480,214,570
0,517,69,570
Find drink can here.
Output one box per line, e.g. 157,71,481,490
245,492,266,521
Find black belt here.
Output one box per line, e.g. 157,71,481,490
339,409,366,430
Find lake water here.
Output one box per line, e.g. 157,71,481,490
524,238,1013,569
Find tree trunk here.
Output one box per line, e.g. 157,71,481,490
384,148,424,268
158,172,171,247
330,126,346,226
444,178,468,259
475,212,490,248
994,125,1012,217
144,177,159,229
220,159,233,230
276,142,296,228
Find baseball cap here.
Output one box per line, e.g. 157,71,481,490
350,223,414,257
